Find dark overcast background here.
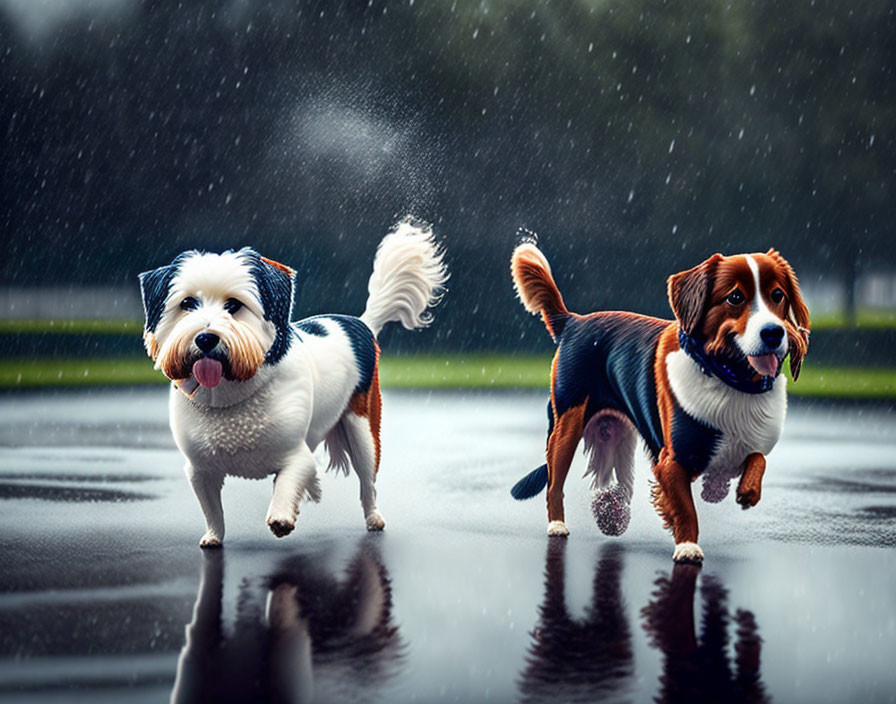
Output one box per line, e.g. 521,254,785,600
2,0,893,351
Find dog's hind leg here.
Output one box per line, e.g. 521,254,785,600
341,407,385,532
185,463,225,548
339,361,385,531
545,403,587,536
266,443,321,538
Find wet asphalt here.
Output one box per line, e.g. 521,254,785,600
0,389,894,703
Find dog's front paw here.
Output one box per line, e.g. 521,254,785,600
672,541,704,564
365,511,385,532
199,532,223,549
736,485,761,509
267,516,295,538
547,520,570,537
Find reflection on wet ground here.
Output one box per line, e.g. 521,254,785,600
519,542,634,703
642,565,766,704
0,389,894,702
172,539,403,703
520,541,768,704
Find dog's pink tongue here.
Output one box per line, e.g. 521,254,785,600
747,354,778,377
193,358,223,388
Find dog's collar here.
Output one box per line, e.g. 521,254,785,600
677,329,778,394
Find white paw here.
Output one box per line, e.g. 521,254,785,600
672,541,704,564
547,520,570,537
267,515,295,538
365,510,386,532
199,532,223,548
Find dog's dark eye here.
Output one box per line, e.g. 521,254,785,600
771,288,785,304
224,298,243,315
726,289,745,306
180,296,199,311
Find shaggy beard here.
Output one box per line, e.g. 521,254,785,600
154,319,268,383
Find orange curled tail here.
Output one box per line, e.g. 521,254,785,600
511,242,570,341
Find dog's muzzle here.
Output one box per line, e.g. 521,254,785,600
191,333,225,388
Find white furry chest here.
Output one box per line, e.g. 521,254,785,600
169,370,310,478
666,350,787,477
181,392,274,457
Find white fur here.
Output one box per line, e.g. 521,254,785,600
735,255,788,358
339,411,385,529
581,409,637,503
170,315,375,544
547,520,570,537
672,541,704,563
323,416,353,476
361,220,448,336
153,225,446,546
156,252,276,377
666,348,787,500
170,324,352,544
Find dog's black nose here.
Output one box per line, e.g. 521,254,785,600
195,332,220,353
760,325,785,349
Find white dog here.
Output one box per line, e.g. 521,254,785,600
139,220,448,547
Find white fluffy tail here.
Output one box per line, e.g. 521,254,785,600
360,218,449,336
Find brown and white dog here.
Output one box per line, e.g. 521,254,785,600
509,236,810,563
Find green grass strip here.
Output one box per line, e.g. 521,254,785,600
0,358,165,388
0,319,143,335
379,355,552,389
810,308,896,330
781,365,896,398
0,356,552,390
0,308,894,336
1,355,895,398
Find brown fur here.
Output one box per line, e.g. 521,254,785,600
546,399,587,524
667,254,723,336
765,249,811,379
532,248,809,551
143,331,160,361
736,453,766,508
653,324,681,452
158,324,266,384
511,244,570,339
159,334,196,381
651,450,699,545
695,253,811,376
649,324,703,537
223,325,267,382
260,256,296,276
701,256,756,356
348,342,383,473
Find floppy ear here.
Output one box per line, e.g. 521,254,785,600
138,265,176,333
247,252,296,363
138,264,178,360
138,251,199,360
767,248,810,380
255,256,296,325
667,253,723,336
